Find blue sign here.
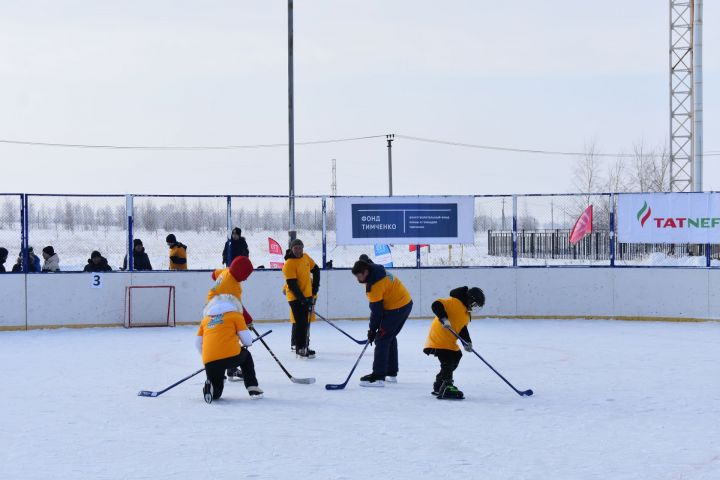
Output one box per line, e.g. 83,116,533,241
351,203,458,239
373,244,394,267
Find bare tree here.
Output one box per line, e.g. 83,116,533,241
630,141,670,192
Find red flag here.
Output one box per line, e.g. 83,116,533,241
268,237,285,268
409,244,429,252
569,205,593,245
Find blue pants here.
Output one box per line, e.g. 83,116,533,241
372,301,413,377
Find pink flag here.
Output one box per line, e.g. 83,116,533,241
569,205,593,245
268,237,285,268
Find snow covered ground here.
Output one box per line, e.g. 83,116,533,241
1,318,719,480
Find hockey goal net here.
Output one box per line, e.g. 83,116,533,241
124,286,176,328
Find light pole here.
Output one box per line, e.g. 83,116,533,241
386,133,394,196
288,0,296,244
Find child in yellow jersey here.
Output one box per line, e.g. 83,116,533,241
282,239,320,358
351,257,413,387
207,256,256,381
424,286,485,400
196,256,262,403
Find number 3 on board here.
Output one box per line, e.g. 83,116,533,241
90,273,103,289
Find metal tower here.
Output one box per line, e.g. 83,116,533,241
669,0,703,192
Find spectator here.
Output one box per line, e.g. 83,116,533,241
166,234,187,270
0,247,8,272
222,227,250,266
41,246,60,272
12,247,41,273
122,239,153,271
84,250,112,272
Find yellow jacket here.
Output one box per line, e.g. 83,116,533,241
168,243,187,270
425,296,470,351
196,311,247,364
283,253,318,301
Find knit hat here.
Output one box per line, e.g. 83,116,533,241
232,227,242,237
42,246,55,256
290,238,304,248
133,239,143,247
229,256,254,282
165,234,176,244
91,250,102,259
0,247,8,261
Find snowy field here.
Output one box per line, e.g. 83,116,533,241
1,318,719,480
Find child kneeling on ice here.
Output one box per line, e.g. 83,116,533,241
196,256,263,403
423,286,485,400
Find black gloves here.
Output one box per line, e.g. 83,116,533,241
305,296,315,312
367,329,377,345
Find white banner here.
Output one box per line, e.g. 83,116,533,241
335,196,475,245
617,193,720,243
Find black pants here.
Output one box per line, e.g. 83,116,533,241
204,349,258,400
424,348,462,388
372,301,413,377
289,300,310,349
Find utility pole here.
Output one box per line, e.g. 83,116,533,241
287,0,296,243
386,134,394,196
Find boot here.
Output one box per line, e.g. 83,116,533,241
203,380,213,404
226,367,244,382
359,373,385,387
247,385,264,399
437,380,464,400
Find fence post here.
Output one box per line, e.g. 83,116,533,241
609,193,615,267
226,196,232,265
512,195,518,267
321,197,327,268
126,195,134,271
20,194,27,273
706,243,711,267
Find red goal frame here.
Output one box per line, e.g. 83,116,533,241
124,286,176,328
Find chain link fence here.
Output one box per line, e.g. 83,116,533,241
133,196,228,271
5,192,720,271
0,194,22,272
26,195,127,271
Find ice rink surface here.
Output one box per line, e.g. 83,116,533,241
1,318,719,480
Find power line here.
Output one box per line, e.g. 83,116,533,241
396,135,720,158
0,134,386,150
0,133,718,157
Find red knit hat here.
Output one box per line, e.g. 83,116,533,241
229,256,253,282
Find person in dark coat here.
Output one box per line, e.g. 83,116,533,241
12,247,41,272
122,239,153,271
84,250,112,272
222,227,250,265
0,247,8,272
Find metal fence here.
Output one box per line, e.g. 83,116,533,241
0,193,717,272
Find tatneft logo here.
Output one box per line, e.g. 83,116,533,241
636,201,652,227
636,200,720,229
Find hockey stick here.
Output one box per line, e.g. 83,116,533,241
446,326,533,397
138,329,273,397
325,341,371,390
314,311,368,345
249,325,315,384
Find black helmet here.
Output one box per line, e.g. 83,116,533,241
468,287,485,309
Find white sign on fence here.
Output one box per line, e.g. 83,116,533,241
335,196,475,245
617,193,720,243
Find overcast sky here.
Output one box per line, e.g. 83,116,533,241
0,0,718,197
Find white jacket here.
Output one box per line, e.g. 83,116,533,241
42,254,60,272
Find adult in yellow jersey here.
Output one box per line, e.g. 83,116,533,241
165,234,187,270
351,257,413,387
424,286,485,400
282,239,320,359
196,256,262,403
